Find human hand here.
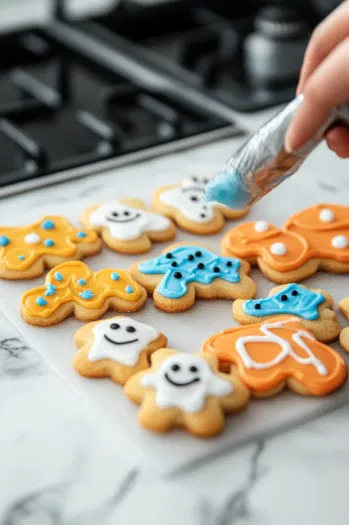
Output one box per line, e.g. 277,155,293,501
285,0,349,158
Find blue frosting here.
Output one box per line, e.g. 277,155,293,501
18,255,25,261
36,296,47,306
79,290,94,300
44,239,55,247
111,272,120,281
0,235,10,247
54,272,63,281
138,245,241,299
77,278,87,285
125,285,133,294
42,220,55,230
45,284,57,297
205,170,251,209
76,231,86,238
243,283,325,321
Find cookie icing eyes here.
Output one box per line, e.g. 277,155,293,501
89,201,170,241
141,353,232,412
319,209,335,223
88,317,159,366
159,187,215,223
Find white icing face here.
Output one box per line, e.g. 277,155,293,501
254,220,269,233
24,233,41,245
270,242,287,256
88,317,159,367
159,186,215,223
141,353,232,413
89,201,170,241
319,208,335,223
331,235,348,249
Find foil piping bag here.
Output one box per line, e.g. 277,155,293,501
205,94,349,209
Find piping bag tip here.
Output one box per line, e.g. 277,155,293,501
205,170,251,210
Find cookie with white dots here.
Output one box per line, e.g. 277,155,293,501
152,176,248,235
222,204,349,283
124,348,250,437
129,242,256,313
0,216,101,280
73,317,167,385
233,283,340,343
81,198,176,254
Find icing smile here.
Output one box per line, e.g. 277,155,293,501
106,213,140,223
104,334,139,346
164,373,200,387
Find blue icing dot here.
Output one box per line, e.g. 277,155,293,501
36,296,47,306
42,220,55,230
18,255,25,261
243,283,325,321
45,284,57,297
125,285,133,294
138,246,241,299
111,272,120,281
79,290,94,300
54,272,63,281
77,278,87,285
0,235,10,247
77,231,87,238
44,239,55,247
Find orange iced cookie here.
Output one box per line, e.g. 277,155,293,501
203,317,347,397
21,261,147,326
0,216,101,280
339,298,349,354
222,204,349,283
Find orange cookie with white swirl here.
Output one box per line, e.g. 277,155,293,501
152,175,248,235
222,204,349,283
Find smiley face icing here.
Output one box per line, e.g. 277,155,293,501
152,177,248,235
233,284,340,343
203,318,347,397
129,243,256,313
20,261,147,326
124,349,250,437
81,199,175,254
0,215,101,280
73,317,167,385
222,204,349,283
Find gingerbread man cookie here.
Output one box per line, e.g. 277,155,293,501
73,316,167,385
339,298,349,353
129,242,256,313
0,216,101,280
203,317,347,397
222,204,349,283
21,261,147,326
233,283,341,343
124,349,250,437
81,198,176,254
152,175,248,235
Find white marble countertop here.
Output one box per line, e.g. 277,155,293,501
1,131,349,524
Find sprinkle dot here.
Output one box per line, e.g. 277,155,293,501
197,263,204,270
76,231,87,238
18,255,25,261
111,272,120,281
291,290,298,296
24,233,41,245
213,266,220,273
42,220,55,230
254,220,269,233
45,284,57,297
171,261,178,267
331,235,348,249
195,251,202,257
270,242,287,256
77,278,87,286
44,239,55,247
166,252,173,259
36,296,47,306
280,294,288,301
54,272,63,281
174,272,182,279
226,261,232,267
255,304,261,310
0,235,10,247
79,290,94,300
188,254,194,261
125,285,133,293
319,209,335,223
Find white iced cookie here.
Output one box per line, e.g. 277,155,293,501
159,186,215,223
89,201,171,241
141,353,232,412
89,317,159,366
73,316,168,385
